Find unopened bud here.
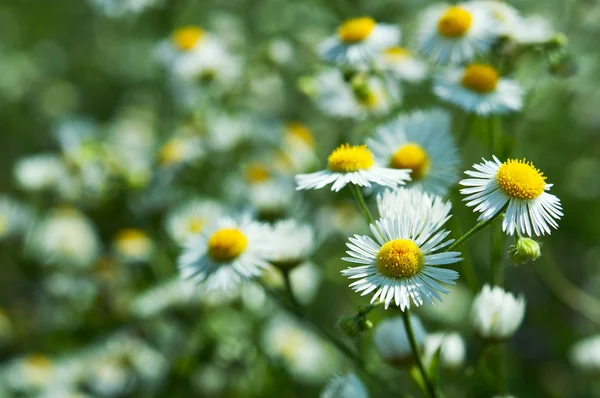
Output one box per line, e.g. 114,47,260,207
509,237,541,265
358,319,373,332
337,316,360,338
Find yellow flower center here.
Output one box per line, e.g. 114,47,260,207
208,228,247,262
246,164,271,183
171,26,205,51
187,218,204,233
25,354,52,369
383,46,411,60
158,139,185,165
116,228,147,243
327,144,375,173
437,6,473,38
337,17,376,43
286,121,315,147
461,64,499,93
115,229,151,257
496,159,546,200
390,143,430,180
376,239,423,278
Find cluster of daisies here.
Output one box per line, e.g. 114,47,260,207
305,2,562,119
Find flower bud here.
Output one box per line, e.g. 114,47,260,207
337,316,360,338
509,237,541,265
471,285,526,342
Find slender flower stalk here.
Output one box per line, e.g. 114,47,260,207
447,209,505,251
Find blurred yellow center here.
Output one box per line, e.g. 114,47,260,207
172,26,205,51
338,17,376,43
187,218,204,233
286,121,315,147
390,143,429,180
377,239,423,278
116,228,146,243
158,139,185,165
246,164,271,183
437,7,473,37
208,228,247,262
384,46,411,59
461,64,499,93
496,159,546,200
25,354,52,369
327,144,374,173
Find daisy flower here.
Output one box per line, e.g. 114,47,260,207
156,26,241,84
0,196,32,241
156,134,204,167
263,219,315,270
367,109,460,196
460,156,563,236
312,69,400,119
295,144,411,192
165,198,224,246
377,46,428,83
471,284,526,341
423,332,466,369
433,63,524,115
377,188,452,233
178,214,271,291
319,17,400,67
570,335,600,375
416,3,498,64
341,213,461,310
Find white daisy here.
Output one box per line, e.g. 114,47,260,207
296,144,411,192
433,63,524,115
377,188,452,233
28,208,100,269
156,134,204,167
376,46,428,83
511,15,554,45
474,1,520,37
278,121,319,174
372,315,427,366
341,213,461,310
156,26,241,84
367,109,460,196
471,284,526,340
165,198,224,246
312,69,400,120
460,156,563,236
321,372,369,398
319,17,400,67
416,3,498,64
263,219,315,269
178,214,271,291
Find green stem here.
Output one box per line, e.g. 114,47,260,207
349,184,377,226
496,344,508,394
402,310,438,398
257,281,408,396
446,210,504,252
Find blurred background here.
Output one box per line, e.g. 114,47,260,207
1,0,600,397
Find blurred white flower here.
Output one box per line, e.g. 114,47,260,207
377,46,428,83
319,17,400,67
263,219,316,269
434,63,524,115
166,198,224,247
471,284,526,340
262,313,339,383
28,208,100,269
423,332,466,369
321,372,369,398
570,334,600,375
0,196,33,241
416,3,499,64
373,315,427,366
367,109,460,196
14,154,67,192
